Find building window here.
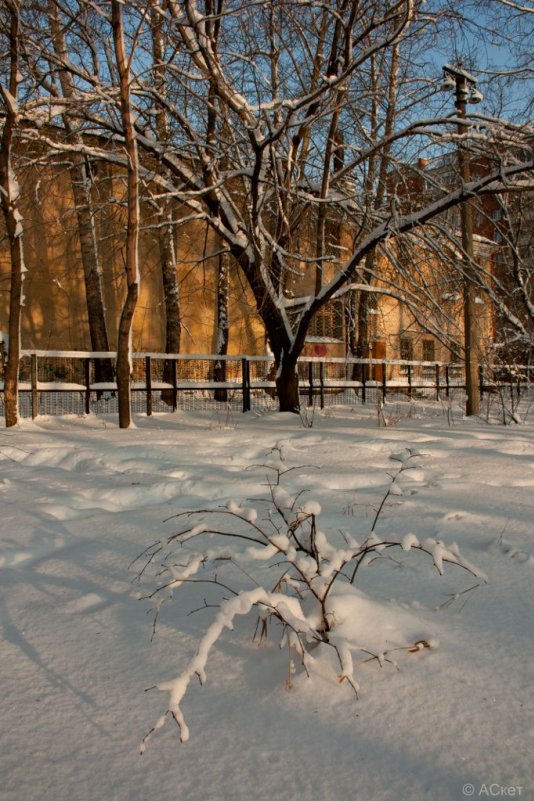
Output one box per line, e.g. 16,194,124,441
400,338,413,361
422,339,435,362
399,337,413,375
309,302,344,340
422,339,436,377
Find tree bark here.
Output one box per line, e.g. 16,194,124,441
111,0,140,428
0,204,24,428
355,289,370,383
275,356,300,413
48,1,113,385
159,218,181,355
159,211,181,404
70,160,114,384
150,0,182,403
0,2,24,428
213,250,229,402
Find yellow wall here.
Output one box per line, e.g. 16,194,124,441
1,155,492,360
0,156,265,354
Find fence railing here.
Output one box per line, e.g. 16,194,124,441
1,350,532,419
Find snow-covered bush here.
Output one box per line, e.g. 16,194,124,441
137,449,483,748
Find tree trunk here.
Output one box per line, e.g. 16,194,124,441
236,249,303,413
159,218,181,354
116,284,138,427
49,0,113,385
275,355,300,413
355,290,370,383
2,233,24,428
159,212,181,405
213,250,229,402
150,0,182,405
69,159,114,384
0,3,23,428
112,0,140,429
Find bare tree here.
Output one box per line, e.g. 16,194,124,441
0,0,25,427
7,0,534,416
149,0,181,366
47,0,114,385
111,0,140,428
131,0,532,410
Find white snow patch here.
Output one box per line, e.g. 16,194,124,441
0,407,532,801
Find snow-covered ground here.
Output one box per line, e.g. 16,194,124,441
1,401,533,801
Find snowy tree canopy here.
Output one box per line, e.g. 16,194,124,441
2,0,533,411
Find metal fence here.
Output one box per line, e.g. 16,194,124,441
1,350,532,419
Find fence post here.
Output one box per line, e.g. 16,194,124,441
145,355,152,416
407,364,412,399
508,369,515,409
479,365,484,400
31,353,38,419
241,358,251,412
308,361,313,407
84,359,91,415
361,364,366,404
319,361,325,409
445,364,450,399
382,364,387,402
171,359,177,411
435,363,440,401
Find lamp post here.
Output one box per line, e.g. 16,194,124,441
442,63,483,416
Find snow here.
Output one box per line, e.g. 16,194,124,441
1,403,533,800
1,87,18,116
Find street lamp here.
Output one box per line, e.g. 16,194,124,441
442,62,483,416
